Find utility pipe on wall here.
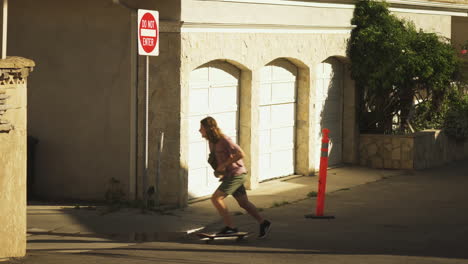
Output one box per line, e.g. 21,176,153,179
2,0,7,59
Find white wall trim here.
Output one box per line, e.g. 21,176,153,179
386,0,468,11
194,0,355,9
194,0,468,16
181,23,354,34
390,7,468,17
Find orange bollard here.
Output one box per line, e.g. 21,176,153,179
305,128,335,219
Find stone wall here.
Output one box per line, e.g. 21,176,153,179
0,57,34,260
359,134,415,169
359,130,468,170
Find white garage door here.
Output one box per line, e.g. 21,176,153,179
259,59,297,181
188,62,240,199
314,58,344,168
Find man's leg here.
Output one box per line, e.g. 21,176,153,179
211,189,234,228
235,192,272,238
234,193,264,224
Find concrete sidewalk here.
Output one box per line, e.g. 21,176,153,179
26,166,407,252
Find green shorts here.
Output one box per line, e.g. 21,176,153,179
217,173,247,197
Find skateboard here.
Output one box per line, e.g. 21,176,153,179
196,232,250,243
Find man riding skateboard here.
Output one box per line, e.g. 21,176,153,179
199,116,272,239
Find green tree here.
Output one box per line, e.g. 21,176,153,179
348,0,459,134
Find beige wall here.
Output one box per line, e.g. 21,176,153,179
8,0,134,200
138,32,183,205
0,57,34,260
121,0,181,20
452,16,468,49
394,12,452,38
181,0,354,27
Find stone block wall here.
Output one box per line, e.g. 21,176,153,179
359,134,415,169
359,130,468,170
0,57,34,260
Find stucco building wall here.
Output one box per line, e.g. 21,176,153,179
452,16,468,49
394,12,452,38
9,0,135,200
181,0,354,26
178,32,351,190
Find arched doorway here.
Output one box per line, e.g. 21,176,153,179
258,59,297,181
187,61,240,198
314,57,344,168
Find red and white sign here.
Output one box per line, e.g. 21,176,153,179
138,9,159,56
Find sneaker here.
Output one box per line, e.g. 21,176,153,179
217,226,238,235
258,220,271,239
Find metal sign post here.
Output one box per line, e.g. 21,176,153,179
137,9,159,206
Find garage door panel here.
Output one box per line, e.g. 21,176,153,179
321,80,333,97
210,86,238,112
259,59,297,181
259,129,271,153
259,106,271,129
189,89,209,115
188,62,239,198
188,167,210,197
207,173,220,186
328,81,342,98
328,143,342,166
322,126,342,142
319,109,340,121
327,90,341,100
271,104,295,127
271,149,294,174
322,102,342,117
210,65,239,85
261,67,272,82
189,142,208,168
190,67,209,84
260,83,272,105
315,78,324,89
188,117,205,142
272,82,295,104
190,82,210,90
272,61,297,80
188,168,207,187
321,123,341,134
211,111,237,138
260,153,271,171
314,59,343,168
271,127,294,150
317,62,333,77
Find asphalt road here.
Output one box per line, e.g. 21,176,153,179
12,161,468,264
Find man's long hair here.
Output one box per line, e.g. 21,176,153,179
201,116,223,144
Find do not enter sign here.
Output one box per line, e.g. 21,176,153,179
138,9,159,56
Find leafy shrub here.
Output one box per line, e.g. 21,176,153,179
348,0,459,134
443,92,468,140
412,101,445,131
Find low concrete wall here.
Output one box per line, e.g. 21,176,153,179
413,130,468,169
0,57,34,260
359,130,468,170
